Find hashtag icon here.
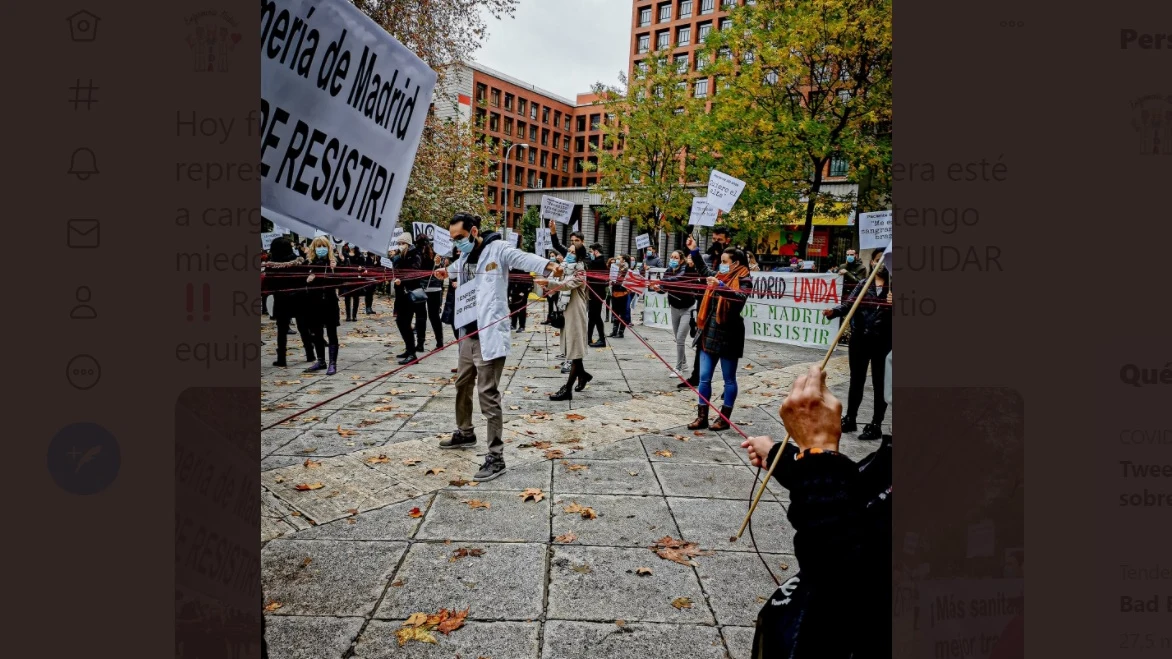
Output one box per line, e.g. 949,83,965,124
68,79,99,110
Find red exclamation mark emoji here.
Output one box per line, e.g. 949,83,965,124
186,283,194,322
202,284,211,321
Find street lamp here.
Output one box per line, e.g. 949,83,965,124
501,143,528,229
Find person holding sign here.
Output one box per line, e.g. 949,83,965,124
536,244,594,401
684,235,752,431
433,213,562,481
822,248,891,441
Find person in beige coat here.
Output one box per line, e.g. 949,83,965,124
538,244,593,401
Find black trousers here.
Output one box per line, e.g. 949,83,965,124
587,296,605,342
546,292,560,319
309,323,338,361
364,286,375,310
295,314,315,360
510,301,528,330
846,334,890,425
425,290,444,345
344,294,360,319
275,316,291,360
396,297,426,352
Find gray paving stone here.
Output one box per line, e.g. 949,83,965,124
262,615,364,659
261,539,405,617
546,546,713,624
642,433,744,465
416,490,552,543
695,551,796,626
551,494,679,548
262,428,307,457
373,542,546,621
465,459,553,493
262,454,309,471
653,462,784,501
722,626,756,659
354,620,540,659
541,620,726,659
553,459,660,496
667,496,794,554
294,494,432,541
567,437,646,461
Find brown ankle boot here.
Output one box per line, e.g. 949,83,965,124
710,406,733,431
687,405,709,430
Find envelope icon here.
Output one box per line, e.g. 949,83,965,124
67,219,100,248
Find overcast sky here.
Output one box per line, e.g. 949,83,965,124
473,0,632,101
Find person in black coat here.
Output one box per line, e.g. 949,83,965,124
654,249,701,376
508,267,534,332
341,244,363,321
415,236,445,349
684,236,752,431
585,243,609,347
741,365,891,659
823,249,891,440
303,237,342,375
391,233,426,364
261,236,309,367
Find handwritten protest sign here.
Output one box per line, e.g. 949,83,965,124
705,169,746,213
688,196,718,226
635,233,651,249
260,0,437,255
643,270,843,349
534,228,552,256
540,195,574,224
413,222,451,256
858,210,893,250
261,231,283,250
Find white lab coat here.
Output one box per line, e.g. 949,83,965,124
448,236,552,361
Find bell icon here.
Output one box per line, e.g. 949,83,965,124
69,148,99,181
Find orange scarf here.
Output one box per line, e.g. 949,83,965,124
697,264,749,327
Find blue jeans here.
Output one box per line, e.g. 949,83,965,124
698,350,739,408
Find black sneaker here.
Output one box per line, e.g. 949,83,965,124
439,430,477,450
841,416,858,433
474,453,506,481
859,423,882,441
677,380,697,389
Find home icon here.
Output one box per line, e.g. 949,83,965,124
67,10,100,42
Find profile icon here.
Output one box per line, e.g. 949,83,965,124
71,286,97,319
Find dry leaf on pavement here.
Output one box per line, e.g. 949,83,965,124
294,482,324,491
337,425,357,437
650,536,713,567
554,531,577,544
402,458,421,466
370,405,398,413
565,413,586,421
366,455,391,464
263,601,282,612
520,488,545,502
635,567,653,576
408,507,423,518
544,449,565,460
563,463,588,472
463,499,491,509
395,625,437,647
424,467,446,476
654,450,673,458
531,441,552,450
303,459,322,469
450,547,485,562
563,502,597,519
671,597,693,609
673,435,689,442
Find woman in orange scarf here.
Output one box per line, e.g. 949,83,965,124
684,236,753,431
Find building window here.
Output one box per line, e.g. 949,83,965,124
720,17,731,31
517,121,526,139
487,187,497,204
657,30,670,50
529,125,538,141
504,117,513,135
654,85,664,98
764,69,778,85
718,46,731,60
675,54,688,73
829,155,848,177
542,107,550,124
674,107,685,115
606,113,616,125
489,112,499,131
659,2,672,22
838,89,851,103
696,54,709,71
840,66,852,82
677,25,691,46
679,0,693,18
590,113,601,130
577,116,586,132
490,88,500,107
698,22,712,42
813,64,831,84
553,134,561,149
694,78,708,97
552,154,559,169
564,116,571,131
701,0,714,15
722,0,736,7
637,33,650,53
541,151,548,167
554,110,561,127
743,50,755,64
635,60,648,76
504,93,514,111
563,161,569,173
541,128,549,145
528,149,536,164
530,103,538,120
475,83,487,101
518,98,527,116
639,6,651,26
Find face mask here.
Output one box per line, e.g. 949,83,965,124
846,255,855,263
315,247,328,258
565,255,577,264
718,264,730,274
646,251,654,257
454,235,474,255
668,259,679,268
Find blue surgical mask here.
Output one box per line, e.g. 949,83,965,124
668,259,679,268
718,264,730,274
315,247,328,258
646,251,653,257
565,255,577,264
846,255,855,263
454,236,474,255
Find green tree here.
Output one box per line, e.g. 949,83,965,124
698,0,892,258
586,50,708,234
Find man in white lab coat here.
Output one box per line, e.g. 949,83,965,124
434,213,563,480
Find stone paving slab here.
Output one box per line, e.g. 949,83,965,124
355,620,540,659
261,615,364,659
667,496,793,554
695,551,796,627
373,542,546,621
415,490,552,543
553,459,661,496
652,462,786,501
462,459,553,493
541,620,727,659
551,494,679,548
261,539,405,617
546,546,714,624
293,494,432,542
641,433,744,465
261,456,422,525
357,441,482,492
722,625,757,659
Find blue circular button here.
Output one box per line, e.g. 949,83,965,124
47,422,120,495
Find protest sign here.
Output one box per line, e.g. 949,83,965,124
914,578,1023,659
260,0,437,256
688,197,718,227
635,233,651,249
261,231,283,250
412,222,435,242
705,169,746,213
801,260,815,270
858,210,893,250
642,271,843,349
273,225,291,235
453,284,478,328
412,222,451,256
380,256,394,267
573,221,579,232
502,228,520,248
540,195,574,224
534,228,552,256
